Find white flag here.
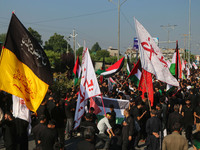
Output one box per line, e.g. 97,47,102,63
192,62,198,69
134,18,179,87
186,67,190,79
74,48,101,129
12,95,30,122
182,59,186,70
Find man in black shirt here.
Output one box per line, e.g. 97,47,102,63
2,112,16,150
167,104,183,134
194,101,200,132
109,104,116,128
89,107,98,124
181,97,194,144
32,115,47,147
38,120,58,150
51,100,66,145
146,109,161,150
122,108,135,150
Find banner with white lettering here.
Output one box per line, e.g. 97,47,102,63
134,18,179,87
74,48,101,129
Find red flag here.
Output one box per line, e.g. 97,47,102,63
175,41,182,79
90,97,102,115
138,69,153,106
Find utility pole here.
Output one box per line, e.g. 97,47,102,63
108,0,128,60
70,29,78,64
160,24,177,49
188,0,191,64
182,34,189,60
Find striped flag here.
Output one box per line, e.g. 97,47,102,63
73,56,81,85
126,55,132,75
100,57,125,77
0,13,52,112
128,59,142,87
92,96,129,124
192,62,198,69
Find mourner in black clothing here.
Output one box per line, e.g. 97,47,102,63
122,108,135,150
80,113,99,136
146,109,161,150
109,104,116,128
167,104,183,133
76,127,95,150
181,97,194,144
15,118,29,150
38,120,58,150
51,100,66,145
2,112,16,150
32,115,47,146
89,107,98,124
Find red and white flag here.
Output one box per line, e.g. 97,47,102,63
134,18,179,87
192,62,198,69
12,95,30,122
74,48,101,129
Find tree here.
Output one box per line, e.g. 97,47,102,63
77,47,83,56
44,33,72,54
96,50,110,60
0,33,6,44
91,42,101,52
28,27,43,45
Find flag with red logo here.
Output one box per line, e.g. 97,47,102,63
74,48,101,129
12,95,30,122
134,18,179,87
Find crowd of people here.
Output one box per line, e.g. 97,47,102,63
0,68,200,150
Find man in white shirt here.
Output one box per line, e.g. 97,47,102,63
96,112,115,149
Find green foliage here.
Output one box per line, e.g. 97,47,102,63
45,50,61,71
52,71,74,98
28,27,43,45
0,33,6,44
44,33,72,54
96,50,110,60
77,47,83,56
105,56,118,64
91,42,101,52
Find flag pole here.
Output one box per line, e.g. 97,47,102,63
100,95,106,116
142,69,152,112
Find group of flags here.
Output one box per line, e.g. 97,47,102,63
0,13,198,129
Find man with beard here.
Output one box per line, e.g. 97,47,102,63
2,112,16,150
122,108,135,150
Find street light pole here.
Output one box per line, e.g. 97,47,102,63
70,29,78,64
109,0,127,60
188,0,191,64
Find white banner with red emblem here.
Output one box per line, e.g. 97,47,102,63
12,95,30,122
134,18,179,87
74,48,101,129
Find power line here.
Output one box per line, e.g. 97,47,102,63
28,8,116,24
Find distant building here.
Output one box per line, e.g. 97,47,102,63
125,48,185,61
107,46,118,57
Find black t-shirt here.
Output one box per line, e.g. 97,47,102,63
76,140,95,150
182,105,194,126
195,106,200,123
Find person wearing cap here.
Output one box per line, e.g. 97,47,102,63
32,115,47,146
145,109,161,150
38,120,58,150
181,97,194,145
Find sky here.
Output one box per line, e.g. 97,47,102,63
0,0,200,55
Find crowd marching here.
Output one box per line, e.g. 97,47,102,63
0,67,199,150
